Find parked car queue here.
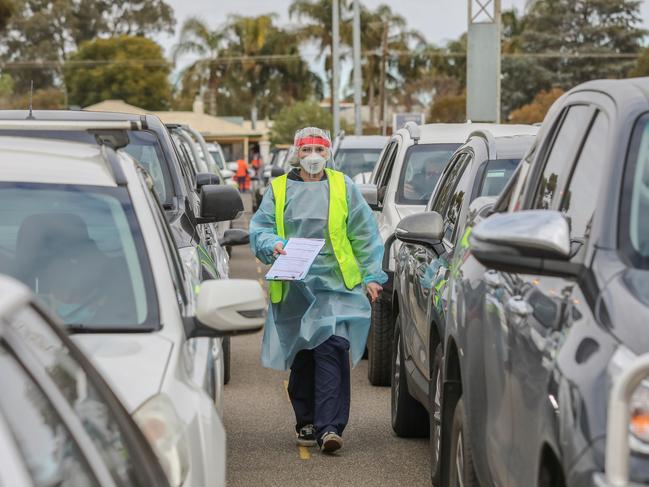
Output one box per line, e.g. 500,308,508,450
0,113,266,487
343,77,649,487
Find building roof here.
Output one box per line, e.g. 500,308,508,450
83,99,264,139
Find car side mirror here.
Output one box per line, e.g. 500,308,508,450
198,185,243,224
357,183,380,211
395,211,444,248
271,166,285,178
196,172,220,189
184,279,266,338
470,210,580,277
219,228,249,247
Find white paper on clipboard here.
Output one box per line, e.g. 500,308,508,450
265,238,325,281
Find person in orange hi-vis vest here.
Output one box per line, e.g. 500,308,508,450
235,158,250,192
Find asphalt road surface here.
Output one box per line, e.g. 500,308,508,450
224,194,430,486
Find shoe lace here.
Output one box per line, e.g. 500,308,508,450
300,424,315,436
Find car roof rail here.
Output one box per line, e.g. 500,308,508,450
404,121,421,144
467,129,497,159
0,120,142,131
100,145,128,186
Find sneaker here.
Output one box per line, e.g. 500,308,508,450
296,424,317,447
319,432,343,453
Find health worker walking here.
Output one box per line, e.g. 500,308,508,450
249,127,387,454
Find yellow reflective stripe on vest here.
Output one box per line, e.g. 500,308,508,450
268,169,362,304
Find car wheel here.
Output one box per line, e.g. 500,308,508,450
367,296,393,386
223,336,231,385
391,319,429,437
429,343,443,485
448,396,479,487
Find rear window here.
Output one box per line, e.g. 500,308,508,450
475,159,520,199
335,148,382,179
396,143,460,205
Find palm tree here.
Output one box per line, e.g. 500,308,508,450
173,17,225,115
289,0,351,106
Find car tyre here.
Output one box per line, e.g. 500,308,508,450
448,396,479,487
391,319,429,437
223,336,231,385
429,342,443,485
367,296,393,386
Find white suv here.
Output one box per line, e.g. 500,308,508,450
359,122,539,386
0,134,266,487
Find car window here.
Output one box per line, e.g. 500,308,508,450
430,153,469,214
622,113,649,267
396,143,461,205
377,142,399,189
560,112,610,243
532,105,593,210
122,131,173,207
0,184,158,331
208,148,225,170
475,159,520,200
0,343,99,487
8,306,145,486
441,155,474,245
335,148,382,179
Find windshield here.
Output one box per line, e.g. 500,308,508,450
626,118,649,264
475,159,520,199
335,149,382,179
397,143,460,205
0,183,158,330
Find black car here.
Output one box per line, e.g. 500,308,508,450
439,77,649,487
0,110,248,385
390,129,536,484
0,274,170,487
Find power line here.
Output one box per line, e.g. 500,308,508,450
0,50,641,69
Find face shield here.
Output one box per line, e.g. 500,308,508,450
288,127,335,175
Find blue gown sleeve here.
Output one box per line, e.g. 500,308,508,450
249,187,284,265
345,176,388,285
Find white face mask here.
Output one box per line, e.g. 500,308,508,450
300,153,326,175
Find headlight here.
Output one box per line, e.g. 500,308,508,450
609,345,649,452
133,394,190,486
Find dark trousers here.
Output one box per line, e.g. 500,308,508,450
287,335,351,439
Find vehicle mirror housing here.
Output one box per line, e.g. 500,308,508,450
219,228,249,247
196,172,220,189
395,211,444,247
185,279,266,338
357,183,380,211
270,166,285,178
198,185,243,224
470,210,580,277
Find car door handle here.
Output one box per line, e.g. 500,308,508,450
506,296,533,318
484,270,502,289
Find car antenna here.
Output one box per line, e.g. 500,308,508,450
26,80,35,119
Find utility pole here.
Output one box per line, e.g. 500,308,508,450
332,0,341,135
466,0,501,122
352,0,362,135
378,21,388,135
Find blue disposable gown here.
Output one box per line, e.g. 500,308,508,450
249,173,388,370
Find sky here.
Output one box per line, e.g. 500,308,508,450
154,0,649,93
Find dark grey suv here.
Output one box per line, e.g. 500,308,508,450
440,78,649,487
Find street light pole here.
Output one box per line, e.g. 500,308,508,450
352,0,362,135
332,0,341,135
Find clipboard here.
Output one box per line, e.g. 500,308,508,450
265,238,325,281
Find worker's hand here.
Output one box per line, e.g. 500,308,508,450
366,282,383,303
273,241,287,258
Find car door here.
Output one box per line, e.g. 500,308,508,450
4,302,169,486
507,108,610,484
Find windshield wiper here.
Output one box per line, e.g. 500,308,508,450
65,324,157,334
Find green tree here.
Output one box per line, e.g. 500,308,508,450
174,15,321,118
1,0,175,91
630,47,649,77
428,93,466,123
509,87,564,123
64,35,172,110
270,100,333,145
289,0,351,103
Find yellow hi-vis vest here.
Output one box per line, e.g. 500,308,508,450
269,168,362,304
